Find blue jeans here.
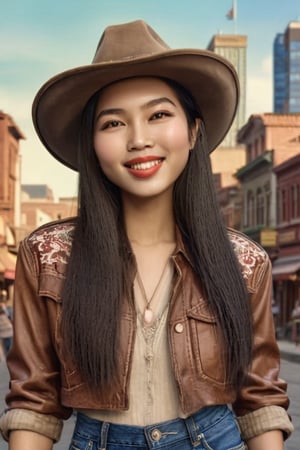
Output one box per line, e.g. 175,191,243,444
69,405,247,449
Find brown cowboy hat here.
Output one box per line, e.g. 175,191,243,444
32,20,239,171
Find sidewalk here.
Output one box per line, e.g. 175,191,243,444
277,339,300,364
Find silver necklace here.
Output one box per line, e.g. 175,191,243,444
135,258,170,324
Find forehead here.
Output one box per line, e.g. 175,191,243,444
96,77,178,106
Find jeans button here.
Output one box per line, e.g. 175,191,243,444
151,428,162,441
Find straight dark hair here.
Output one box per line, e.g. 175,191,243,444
61,77,253,390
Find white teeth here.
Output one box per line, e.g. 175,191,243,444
129,159,162,170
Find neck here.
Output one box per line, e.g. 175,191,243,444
122,192,176,246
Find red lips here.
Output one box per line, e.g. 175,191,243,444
124,156,164,178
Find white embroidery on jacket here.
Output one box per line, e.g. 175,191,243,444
28,223,266,281
229,231,267,279
28,223,74,265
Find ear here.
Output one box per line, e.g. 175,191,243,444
190,118,201,149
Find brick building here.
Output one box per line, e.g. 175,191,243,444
210,146,246,229
236,113,300,334
0,111,24,232
0,111,24,288
236,113,300,255
21,184,78,236
272,153,300,336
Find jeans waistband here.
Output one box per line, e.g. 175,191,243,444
74,404,233,448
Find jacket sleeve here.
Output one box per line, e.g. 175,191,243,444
233,257,293,439
0,238,72,441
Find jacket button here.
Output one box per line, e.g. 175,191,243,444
175,323,184,333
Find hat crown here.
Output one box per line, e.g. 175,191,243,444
92,20,170,64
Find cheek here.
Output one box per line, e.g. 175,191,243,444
93,135,117,166
163,121,190,151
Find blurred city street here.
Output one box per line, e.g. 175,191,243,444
0,340,299,449
1,2,300,449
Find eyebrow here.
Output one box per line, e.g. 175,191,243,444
95,97,176,122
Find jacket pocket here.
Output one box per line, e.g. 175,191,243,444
38,270,85,392
187,304,226,384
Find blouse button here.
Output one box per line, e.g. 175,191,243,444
175,323,184,333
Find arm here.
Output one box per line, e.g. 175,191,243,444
0,238,71,442
9,430,53,450
247,430,284,450
234,257,293,442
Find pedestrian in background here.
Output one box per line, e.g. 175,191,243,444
0,19,293,450
291,299,300,348
0,290,13,359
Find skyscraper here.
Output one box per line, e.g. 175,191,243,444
207,34,247,147
273,21,300,113
273,33,287,113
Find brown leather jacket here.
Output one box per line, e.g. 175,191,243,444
5,219,289,421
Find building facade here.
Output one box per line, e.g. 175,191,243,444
236,113,300,253
273,33,287,113
21,184,78,235
207,34,247,147
0,111,78,239
273,21,300,113
236,113,300,334
0,111,24,289
0,111,24,231
272,154,300,337
216,184,242,230
210,146,246,229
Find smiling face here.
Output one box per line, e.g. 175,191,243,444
93,77,198,201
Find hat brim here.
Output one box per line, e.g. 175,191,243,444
32,49,239,171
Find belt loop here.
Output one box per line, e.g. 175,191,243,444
184,414,202,447
99,421,110,450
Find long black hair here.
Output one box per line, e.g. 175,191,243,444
61,77,253,389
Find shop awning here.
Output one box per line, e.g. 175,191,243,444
0,246,17,280
272,256,300,280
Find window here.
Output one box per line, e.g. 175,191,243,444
256,188,265,225
247,190,255,227
279,189,288,223
265,192,271,226
291,184,300,219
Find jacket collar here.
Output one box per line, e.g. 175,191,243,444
172,226,195,270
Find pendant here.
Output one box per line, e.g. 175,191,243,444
144,307,154,324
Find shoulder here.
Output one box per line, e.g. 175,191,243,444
24,217,76,266
227,228,270,289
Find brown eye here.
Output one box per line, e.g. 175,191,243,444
102,120,122,129
150,111,171,120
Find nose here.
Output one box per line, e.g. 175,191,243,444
127,122,154,151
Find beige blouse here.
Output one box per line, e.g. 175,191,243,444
79,260,185,425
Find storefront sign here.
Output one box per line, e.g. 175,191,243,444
260,229,278,247
278,230,296,244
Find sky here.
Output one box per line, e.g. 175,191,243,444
1,0,300,199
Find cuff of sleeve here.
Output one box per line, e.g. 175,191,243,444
237,405,294,441
0,408,63,442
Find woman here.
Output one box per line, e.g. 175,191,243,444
0,20,293,450
291,299,300,348
0,290,13,358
